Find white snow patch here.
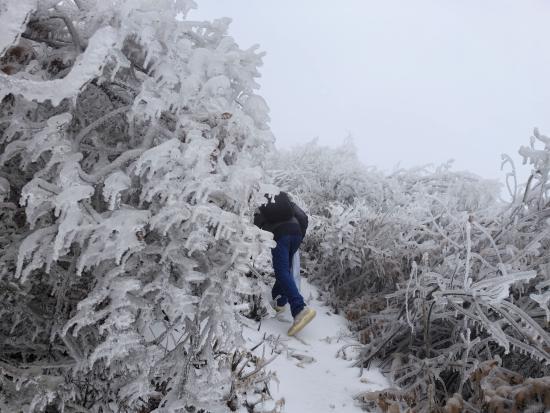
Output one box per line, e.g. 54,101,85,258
242,280,389,413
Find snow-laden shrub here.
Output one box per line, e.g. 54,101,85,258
0,1,278,412
274,136,550,412
271,138,386,213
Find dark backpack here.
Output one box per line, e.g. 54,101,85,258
260,192,293,223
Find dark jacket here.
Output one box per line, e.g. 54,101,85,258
254,193,308,240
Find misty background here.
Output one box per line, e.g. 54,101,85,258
191,0,550,185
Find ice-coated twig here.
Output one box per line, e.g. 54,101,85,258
48,12,84,52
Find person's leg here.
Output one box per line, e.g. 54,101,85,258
284,234,316,335
271,236,289,307
287,235,303,307
271,235,305,317
271,278,288,307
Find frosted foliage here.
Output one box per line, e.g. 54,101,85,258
244,94,270,129
102,170,130,210
275,138,550,411
0,176,9,202
0,27,118,105
0,1,276,412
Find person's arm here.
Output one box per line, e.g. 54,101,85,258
291,202,308,236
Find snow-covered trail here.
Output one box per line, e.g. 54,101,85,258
242,280,389,413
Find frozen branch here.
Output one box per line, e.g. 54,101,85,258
48,13,84,52
72,105,131,151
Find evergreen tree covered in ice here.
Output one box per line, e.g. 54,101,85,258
0,1,276,411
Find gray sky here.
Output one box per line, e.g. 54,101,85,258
190,0,550,182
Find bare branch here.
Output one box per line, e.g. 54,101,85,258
21,32,71,49
73,105,131,152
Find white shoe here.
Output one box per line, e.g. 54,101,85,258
287,307,316,336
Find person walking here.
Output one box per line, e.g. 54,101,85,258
254,191,316,336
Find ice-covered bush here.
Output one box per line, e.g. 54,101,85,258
271,138,385,213
274,137,550,412
0,1,278,411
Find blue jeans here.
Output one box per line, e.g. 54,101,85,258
271,235,305,317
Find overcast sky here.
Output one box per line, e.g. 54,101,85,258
190,1,550,182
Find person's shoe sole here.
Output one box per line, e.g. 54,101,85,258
287,308,316,336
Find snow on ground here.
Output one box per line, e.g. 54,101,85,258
241,280,389,413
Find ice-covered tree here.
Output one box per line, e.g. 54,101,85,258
0,1,278,411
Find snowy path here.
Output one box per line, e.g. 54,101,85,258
242,280,389,413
